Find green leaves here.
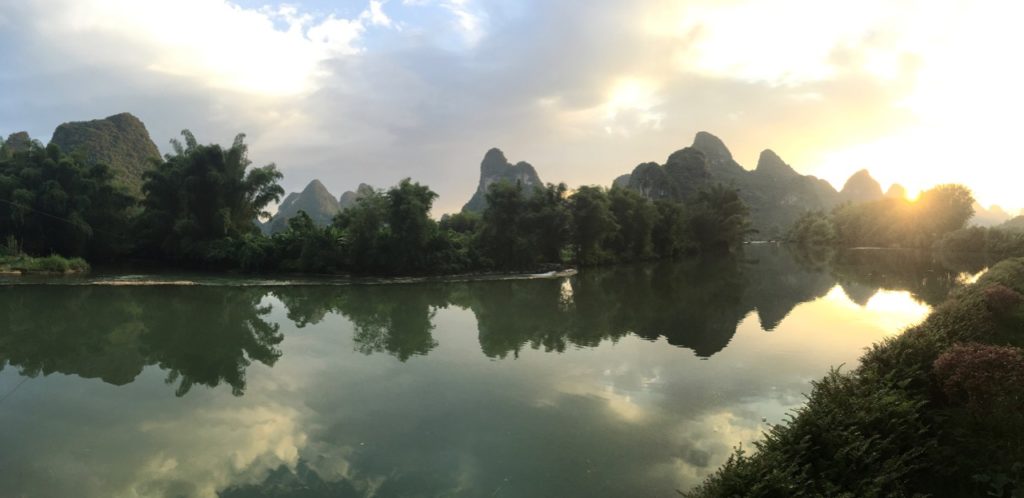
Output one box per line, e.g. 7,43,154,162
135,130,283,265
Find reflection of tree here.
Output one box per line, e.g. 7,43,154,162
450,258,753,359
0,286,146,385
448,279,572,358
139,287,282,396
829,249,976,306
347,286,441,361
0,246,981,393
571,258,749,357
742,244,835,330
0,285,281,396
273,284,448,361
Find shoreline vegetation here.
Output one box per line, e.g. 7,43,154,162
1,131,753,278
0,253,89,275
685,257,1024,497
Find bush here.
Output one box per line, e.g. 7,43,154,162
3,254,90,274
985,284,1023,315
687,258,1024,497
933,343,1024,413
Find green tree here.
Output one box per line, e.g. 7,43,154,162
136,131,283,264
569,186,618,265
0,143,134,259
524,183,571,264
915,184,975,242
333,187,388,272
788,211,837,246
607,187,657,260
652,200,689,258
477,181,533,269
386,178,440,273
688,184,754,254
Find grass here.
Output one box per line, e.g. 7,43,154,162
685,257,1024,498
0,254,90,274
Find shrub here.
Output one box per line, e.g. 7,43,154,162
985,284,1023,315
933,343,1024,413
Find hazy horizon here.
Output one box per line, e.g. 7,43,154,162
2,0,1021,214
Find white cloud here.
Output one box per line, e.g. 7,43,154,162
27,0,396,96
402,0,486,45
364,0,394,28
443,0,486,45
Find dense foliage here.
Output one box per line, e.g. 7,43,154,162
686,257,1024,497
135,131,284,264
0,142,134,260
788,184,980,249
936,226,1024,258
0,133,751,274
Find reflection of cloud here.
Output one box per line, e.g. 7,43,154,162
823,286,930,334
132,404,310,497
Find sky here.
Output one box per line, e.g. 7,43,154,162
1,0,1022,215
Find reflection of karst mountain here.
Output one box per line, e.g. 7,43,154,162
0,248,983,392
829,249,977,306
740,245,836,331
0,286,281,396
274,245,923,360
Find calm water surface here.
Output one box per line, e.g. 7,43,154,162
0,246,986,497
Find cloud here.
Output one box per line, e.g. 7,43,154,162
364,0,394,28
16,0,394,96
1,0,1021,213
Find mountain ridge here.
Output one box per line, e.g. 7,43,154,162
49,112,161,196
462,148,543,213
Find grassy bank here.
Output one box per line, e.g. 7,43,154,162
686,258,1024,498
0,254,90,275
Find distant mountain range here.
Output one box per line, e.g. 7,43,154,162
460,132,1015,238
457,133,893,237
615,132,861,237
3,113,1016,235
1000,215,1024,233
261,180,375,234
972,203,1014,227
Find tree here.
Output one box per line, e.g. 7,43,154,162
0,142,134,259
788,211,837,246
136,130,283,264
652,200,689,258
524,183,571,264
688,184,754,254
608,187,657,260
914,184,975,242
333,187,388,272
569,186,618,265
477,181,533,269
386,178,439,273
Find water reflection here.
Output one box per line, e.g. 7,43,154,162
0,245,986,497
0,246,982,396
0,287,281,396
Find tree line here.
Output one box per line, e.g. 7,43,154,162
0,131,753,274
785,184,1024,257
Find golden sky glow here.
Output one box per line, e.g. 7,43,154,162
2,0,1021,213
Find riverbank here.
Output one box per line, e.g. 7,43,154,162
685,257,1024,497
0,254,90,275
